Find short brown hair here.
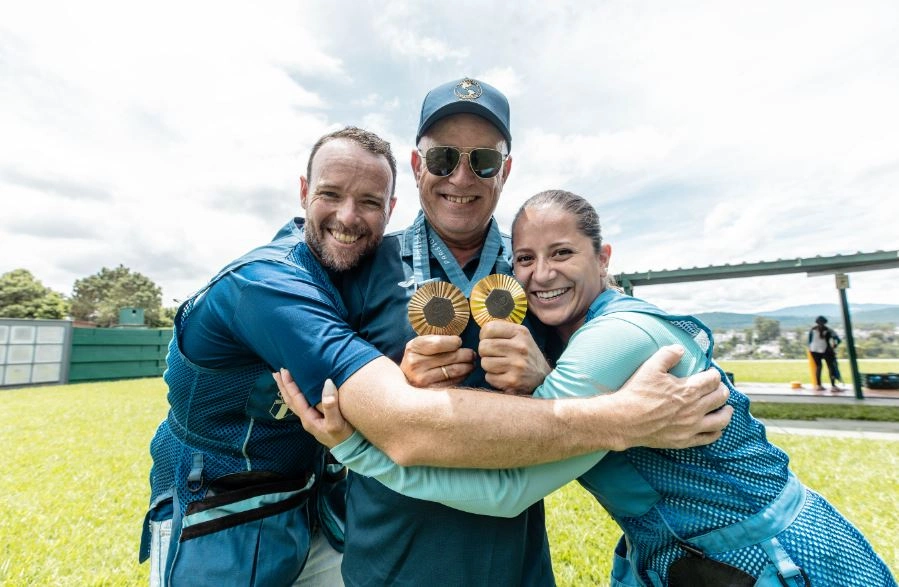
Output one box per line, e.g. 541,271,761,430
306,126,397,195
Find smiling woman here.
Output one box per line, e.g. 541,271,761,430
511,191,612,343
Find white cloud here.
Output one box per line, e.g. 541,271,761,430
519,127,677,178
369,2,468,61
476,67,523,98
1,0,896,314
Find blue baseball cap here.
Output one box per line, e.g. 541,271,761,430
416,77,512,150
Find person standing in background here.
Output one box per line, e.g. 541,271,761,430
808,315,843,392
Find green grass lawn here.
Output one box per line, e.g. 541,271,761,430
717,358,899,384
748,402,899,421
1,378,897,586
0,379,167,586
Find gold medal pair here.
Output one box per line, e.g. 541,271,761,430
408,275,527,336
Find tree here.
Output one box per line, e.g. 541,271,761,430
857,339,882,358
753,316,781,343
158,305,178,328
0,269,69,319
70,265,166,327
714,335,736,359
743,327,755,346
776,335,805,359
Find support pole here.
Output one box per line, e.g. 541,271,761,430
835,273,864,399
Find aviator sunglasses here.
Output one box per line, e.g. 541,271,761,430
420,146,507,179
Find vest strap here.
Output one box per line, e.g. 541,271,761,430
687,473,805,553
187,453,204,493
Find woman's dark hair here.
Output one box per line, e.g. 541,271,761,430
512,189,602,253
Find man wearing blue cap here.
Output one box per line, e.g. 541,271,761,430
325,78,732,585
333,78,551,584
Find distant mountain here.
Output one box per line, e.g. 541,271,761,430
851,307,899,325
760,303,897,317
692,312,757,330
695,304,899,330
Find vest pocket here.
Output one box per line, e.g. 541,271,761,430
610,535,642,587
169,476,315,585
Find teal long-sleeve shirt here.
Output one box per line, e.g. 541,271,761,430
329,309,706,517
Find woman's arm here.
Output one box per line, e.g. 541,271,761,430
333,431,602,517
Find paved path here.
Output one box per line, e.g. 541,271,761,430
737,381,899,405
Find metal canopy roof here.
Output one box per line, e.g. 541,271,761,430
615,250,899,289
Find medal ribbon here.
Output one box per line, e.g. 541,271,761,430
410,210,503,297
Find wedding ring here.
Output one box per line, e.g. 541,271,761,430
440,366,450,381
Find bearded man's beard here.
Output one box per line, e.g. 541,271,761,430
305,220,382,272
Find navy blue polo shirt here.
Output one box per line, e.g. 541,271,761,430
336,222,556,586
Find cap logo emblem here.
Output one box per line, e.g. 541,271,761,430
454,78,482,101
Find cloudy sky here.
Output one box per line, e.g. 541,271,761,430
2,1,897,315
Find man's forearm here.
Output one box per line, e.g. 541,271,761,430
340,347,731,468
339,356,620,468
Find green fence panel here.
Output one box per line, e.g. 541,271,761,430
69,328,173,382
71,346,170,362
71,329,172,346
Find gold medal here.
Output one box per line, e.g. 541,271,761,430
408,281,470,336
469,274,527,327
